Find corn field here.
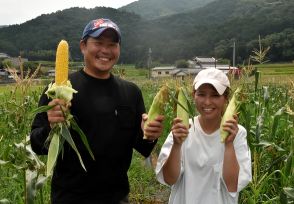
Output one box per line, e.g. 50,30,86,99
237,75,294,203
0,67,294,203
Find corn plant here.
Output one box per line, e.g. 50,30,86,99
0,60,49,204
239,71,294,203
250,35,270,65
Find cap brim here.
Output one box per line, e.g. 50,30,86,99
88,27,120,43
194,79,227,95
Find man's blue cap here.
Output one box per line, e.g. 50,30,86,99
81,18,121,43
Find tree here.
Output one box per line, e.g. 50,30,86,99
175,59,188,68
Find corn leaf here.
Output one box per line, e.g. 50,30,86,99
271,107,285,140
70,117,95,160
35,175,48,190
46,132,60,176
177,87,190,128
60,123,86,171
284,152,293,178
0,160,10,165
0,199,10,203
30,105,55,116
169,88,193,118
26,169,38,204
284,188,294,199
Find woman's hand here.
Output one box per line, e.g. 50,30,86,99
171,118,189,145
222,114,239,145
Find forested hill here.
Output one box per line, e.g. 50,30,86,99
0,0,294,65
0,7,143,62
132,0,294,64
119,0,215,20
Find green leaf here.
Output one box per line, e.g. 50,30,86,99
70,117,95,160
31,105,55,115
60,123,86,171
170,90,192,118
35,175,48,190
46,132,60,176
26,169,38,204
284,187,294,199
26,144,45,170
280,191,288,204
0,199,10,204
284,152,293,178
242,190,255,204
271,107,285,140
0,160,9,165
257,140,286,152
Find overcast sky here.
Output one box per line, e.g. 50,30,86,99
0,0,137,25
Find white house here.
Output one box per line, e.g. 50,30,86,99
151,57,241,78
151,66,175,78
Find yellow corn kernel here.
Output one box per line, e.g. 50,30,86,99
55,40,69,85
177,87,189,128
144,85,169,139
220,87,241,143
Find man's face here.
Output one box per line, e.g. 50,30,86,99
80,29,120,79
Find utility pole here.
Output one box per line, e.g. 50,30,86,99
232,41,236,67
147,48,152,79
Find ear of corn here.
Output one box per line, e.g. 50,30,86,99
220,87,241,143
55,40,69,85
144,85,169,139
177,87,189,128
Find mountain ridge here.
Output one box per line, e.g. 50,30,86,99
0,0,293,64
119,0,216,19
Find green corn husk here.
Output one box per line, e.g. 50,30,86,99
177,87,190,128
46,132,61,176
144,85,169,139
220,87,241,143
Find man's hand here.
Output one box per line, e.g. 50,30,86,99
142,114,164,141
47,99,70,126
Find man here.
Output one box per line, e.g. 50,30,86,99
30,18,164,204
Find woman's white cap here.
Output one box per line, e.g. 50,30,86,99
193,68,230,95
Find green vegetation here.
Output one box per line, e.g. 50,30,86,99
256,63,294,75
1,64,294,203
119,0,214,20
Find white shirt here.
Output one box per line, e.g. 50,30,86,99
156,116,252,204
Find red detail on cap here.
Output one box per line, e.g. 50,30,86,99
93,19,105,30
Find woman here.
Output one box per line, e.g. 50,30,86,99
156,68,252,204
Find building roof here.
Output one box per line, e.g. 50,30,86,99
193,57,217,63
152,66,176,71
0,53,10,58
170,68,199,75
0,71,8,76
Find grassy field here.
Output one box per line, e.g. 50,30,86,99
0,63,294,203
257,63,294,74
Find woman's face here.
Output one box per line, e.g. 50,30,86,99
194,83,227,121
